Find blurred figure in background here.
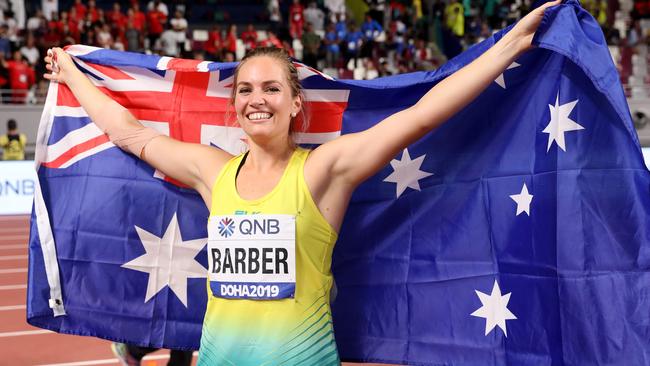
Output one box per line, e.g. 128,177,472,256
0,119,27,160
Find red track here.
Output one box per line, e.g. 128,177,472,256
0,215,392,366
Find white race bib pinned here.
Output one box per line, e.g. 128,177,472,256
208,214,296,300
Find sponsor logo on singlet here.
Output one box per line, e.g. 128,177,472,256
207,214,296,300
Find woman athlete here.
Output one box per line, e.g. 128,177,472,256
45,1,560,364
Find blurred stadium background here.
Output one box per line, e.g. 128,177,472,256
0,0,649,364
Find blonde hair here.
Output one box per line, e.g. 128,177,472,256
228,47,310,139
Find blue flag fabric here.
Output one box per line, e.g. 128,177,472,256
28,2,650,365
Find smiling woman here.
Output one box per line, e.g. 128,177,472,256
42,2,561,364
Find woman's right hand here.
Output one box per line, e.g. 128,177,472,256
44,47,76,84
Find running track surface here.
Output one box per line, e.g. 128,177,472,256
0,215,393,366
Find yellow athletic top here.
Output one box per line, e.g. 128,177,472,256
198,147,340,366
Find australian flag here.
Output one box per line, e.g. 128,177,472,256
28,2,650,365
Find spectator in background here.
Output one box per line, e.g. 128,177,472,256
302,21,321,68
289,0,305,39
324,22,340,67
159,26,180,56
325,0,346,23
241,24,258,51
224,24,238,55
268,0,282,34
0,25,10,58
146,2,167,51
87,0,99,22
345,22,363,68
42,0,58,21
147,0,168,17
3,50,35,104
97,23,113,48
335,13,347,42
108,2,126,30
204,24,223,60
4,11,20,46
125,19,142,52
170,10,188,56
20,34,39,66
260,29,283,48
445,0,464,37
361,12,382,58
0,52,8,102
73,0,87,20
26,9,45,34
304,1,325,32
128,3,145,32
0,119,27,160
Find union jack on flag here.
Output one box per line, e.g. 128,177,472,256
28,3,650,365
41,45,349,171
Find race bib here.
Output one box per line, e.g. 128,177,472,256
208,214,296,300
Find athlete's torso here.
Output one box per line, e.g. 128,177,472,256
198,148,340,366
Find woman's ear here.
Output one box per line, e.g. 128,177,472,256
292,95,302,118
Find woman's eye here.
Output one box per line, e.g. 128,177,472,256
238,88,251,94
266,87,280,93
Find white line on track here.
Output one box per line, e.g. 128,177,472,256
0,284,26,290
0,305,25,311
35,352,199,366
0,268,27,274
0,329,52,337
0,244,27,250
0,255,27,260
0,235,29,241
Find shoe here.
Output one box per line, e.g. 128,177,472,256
111,342,140,366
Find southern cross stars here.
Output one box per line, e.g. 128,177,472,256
510,183,533,216
122,213,207,307
383,148,433,198
543,93,584,152
471,280,517,336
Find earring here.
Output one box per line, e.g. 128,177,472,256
291,112,296,118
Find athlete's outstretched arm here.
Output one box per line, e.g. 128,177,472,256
306,0,561,230
44,48,230,204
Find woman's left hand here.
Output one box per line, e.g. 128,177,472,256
508,0,562,53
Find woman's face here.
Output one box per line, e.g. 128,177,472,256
234,56,301,144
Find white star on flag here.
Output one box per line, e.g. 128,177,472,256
509,183,533,216
123,213,207,307
494,62,520,89
383,148,433,198
543,92,584,152
471,280,517,337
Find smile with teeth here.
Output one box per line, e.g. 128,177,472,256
247,112,273,121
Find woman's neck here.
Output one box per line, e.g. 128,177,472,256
245,137,295,173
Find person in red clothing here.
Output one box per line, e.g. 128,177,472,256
241,24,258,51
87,0,99,22
224,24,238,55
259,29,283,48
67,9,82,42
108,2,127,30
289,0,305,39
146,1,167,51
73,0,87,20
2,51,35,104
128,3,146,32
204,25,223,60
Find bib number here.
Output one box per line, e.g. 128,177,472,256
208,214,296,300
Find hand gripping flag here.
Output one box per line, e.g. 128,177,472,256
28,2,650,364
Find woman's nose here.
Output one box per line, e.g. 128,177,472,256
249,90,266,106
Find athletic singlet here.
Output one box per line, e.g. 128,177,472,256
197,148,340,366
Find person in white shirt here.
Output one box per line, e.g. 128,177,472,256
20,34,39,65
304,2,325,32
170,9,187,54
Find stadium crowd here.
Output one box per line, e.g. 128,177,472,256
0,0,648,104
